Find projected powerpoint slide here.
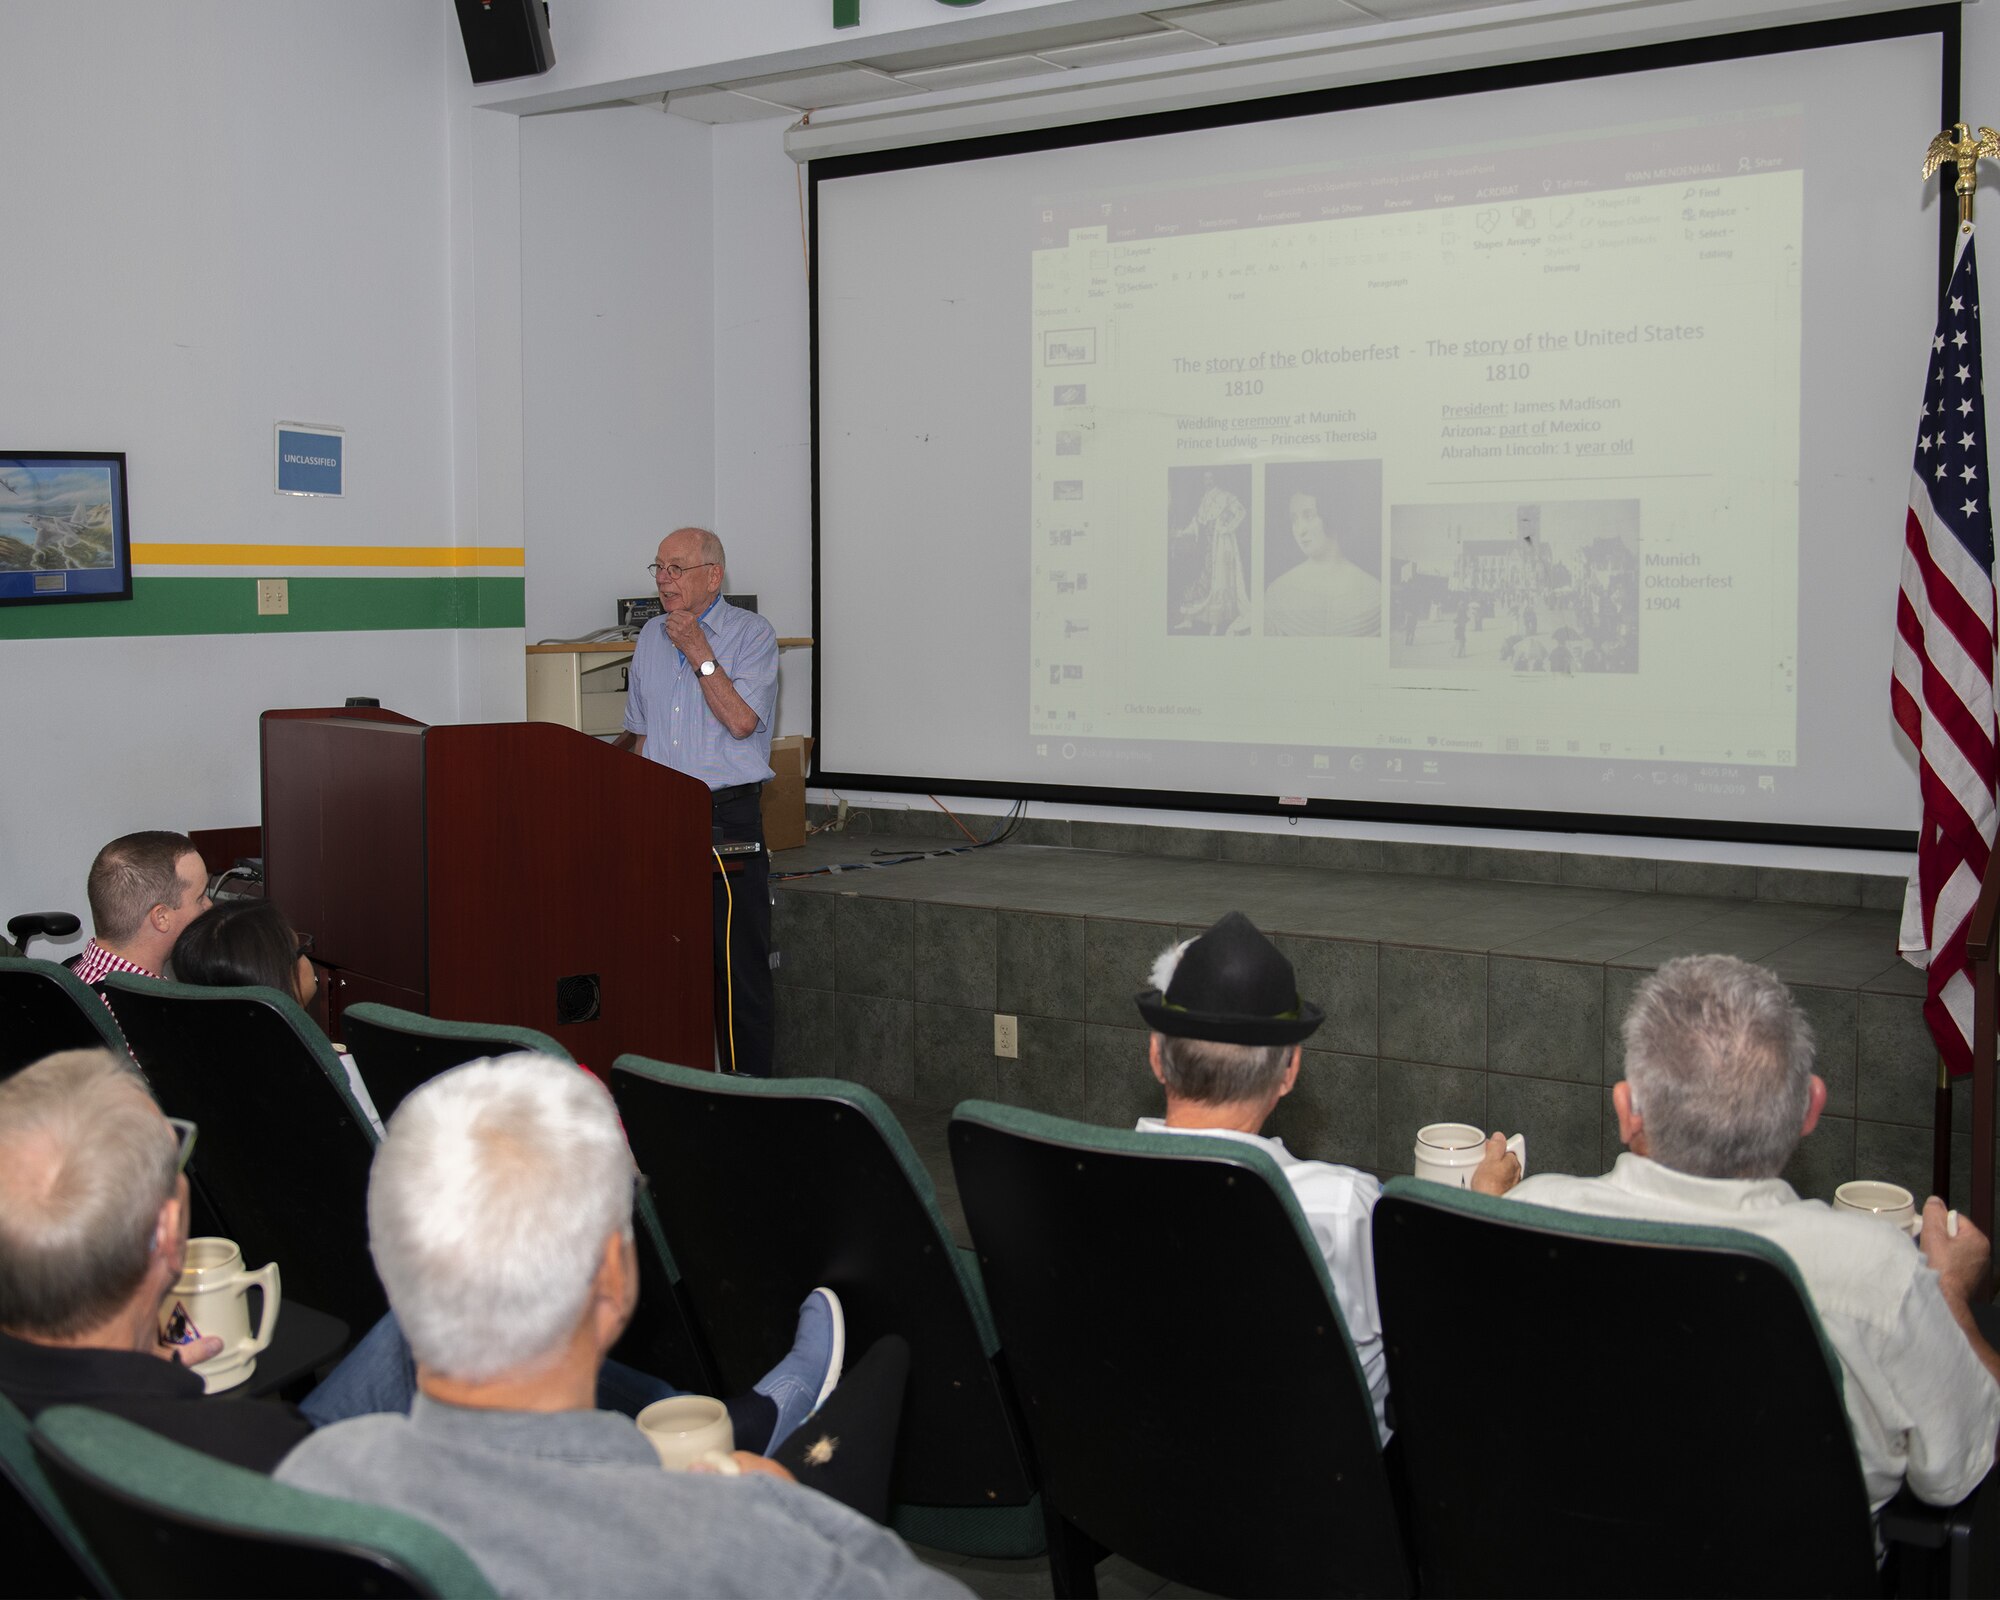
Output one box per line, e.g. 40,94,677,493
1027,109,1801,772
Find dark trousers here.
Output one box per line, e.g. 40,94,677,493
711,786,774,1076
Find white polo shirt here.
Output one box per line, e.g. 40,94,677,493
1511,1153,2000,1511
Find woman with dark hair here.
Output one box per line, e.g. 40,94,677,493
170,898,382,1133
171,898,313,1000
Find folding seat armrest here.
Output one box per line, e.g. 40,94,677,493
1881,1483,1981,1598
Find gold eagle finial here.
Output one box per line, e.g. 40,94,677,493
1925,122,2000,230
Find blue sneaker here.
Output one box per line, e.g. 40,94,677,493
753,1287,845,1453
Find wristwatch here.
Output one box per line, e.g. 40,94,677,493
696,658,717,678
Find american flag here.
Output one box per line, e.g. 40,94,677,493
1894,231,1998,1078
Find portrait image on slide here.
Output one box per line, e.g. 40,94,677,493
1167,464,1253,636
1389,499,1639,674
1262,459,1383,637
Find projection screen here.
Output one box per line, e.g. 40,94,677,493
811,15,1953,847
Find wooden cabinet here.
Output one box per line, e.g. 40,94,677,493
526,641,635,737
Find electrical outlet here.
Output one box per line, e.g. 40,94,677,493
256,578,289,616
993,1013,1018,1059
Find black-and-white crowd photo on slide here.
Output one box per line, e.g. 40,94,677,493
1166,464,1253,636
1389,500,1640,674
1262,460,1383,638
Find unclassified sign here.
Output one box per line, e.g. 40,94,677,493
276,425,343,497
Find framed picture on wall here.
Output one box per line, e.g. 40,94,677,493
0,452,134,607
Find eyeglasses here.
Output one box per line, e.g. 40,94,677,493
630,1170,652,1217
165,1117,197,1173
295,932,315,961
647,561,715,582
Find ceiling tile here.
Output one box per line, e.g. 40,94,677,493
862,16,1173,74
1151,0,1375,45
1344,0,1503,16
895,55,1070,91
663,86,798,125
1039,30,1219,68
719,63,927,111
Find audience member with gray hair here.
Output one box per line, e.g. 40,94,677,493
1620,950,1818,1178
1133,911,1390,1439
1476,954,2000,1513
0,1047,573,1473
0,1049,312,1469
278,1055,967,1599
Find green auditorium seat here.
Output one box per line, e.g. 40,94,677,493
949,1101,1410,1599
32,1404,495,1599
336,1002,569,1126
1372,1178,1975,1597
611,1057,1042,1559
0,956,128,1080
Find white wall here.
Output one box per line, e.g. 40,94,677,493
1966,6,2000,317
9,629,464,870
712,120,818,737
0,3,455,548
515,105,815,731
449,104,532,726
519,105,716,641
0,2,470,927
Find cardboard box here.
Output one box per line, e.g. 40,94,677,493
762,735,813,852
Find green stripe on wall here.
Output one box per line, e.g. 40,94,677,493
0,576,525,640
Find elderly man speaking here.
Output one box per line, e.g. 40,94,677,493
1475,953,2000,1516
618,526,780,1077
278,1055,964,1598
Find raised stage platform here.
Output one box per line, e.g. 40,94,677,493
768,810,1986,1234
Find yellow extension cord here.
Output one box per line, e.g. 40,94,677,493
713,846,737,1074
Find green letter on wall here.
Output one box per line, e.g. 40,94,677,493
836,0,984,28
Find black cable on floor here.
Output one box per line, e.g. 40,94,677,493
773,800,1027,882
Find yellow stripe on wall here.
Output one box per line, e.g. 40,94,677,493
131,543,525,568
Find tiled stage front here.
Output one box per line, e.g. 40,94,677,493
768,815,1990,1231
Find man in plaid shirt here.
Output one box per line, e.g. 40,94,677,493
73,831,212,985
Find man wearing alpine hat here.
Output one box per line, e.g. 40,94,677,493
1135,910,1389,1439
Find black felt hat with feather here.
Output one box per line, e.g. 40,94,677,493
1134,911,1323,1047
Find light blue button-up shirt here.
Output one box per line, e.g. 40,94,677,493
623,596,779,788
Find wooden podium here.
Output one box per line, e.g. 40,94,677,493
260,707,712,1073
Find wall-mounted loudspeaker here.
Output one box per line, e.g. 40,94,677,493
453,0,555,84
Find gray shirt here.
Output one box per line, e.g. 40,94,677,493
277,1395,970,1600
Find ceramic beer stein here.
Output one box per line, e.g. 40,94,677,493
1832,1180,1920,1237
156,1237,281,1395
636,1395,736,1470
1414,1122,1527,1189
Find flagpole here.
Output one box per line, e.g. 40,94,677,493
1976,907,1997,1248
1907,127,2000,1224
1934,1052,1952,1202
